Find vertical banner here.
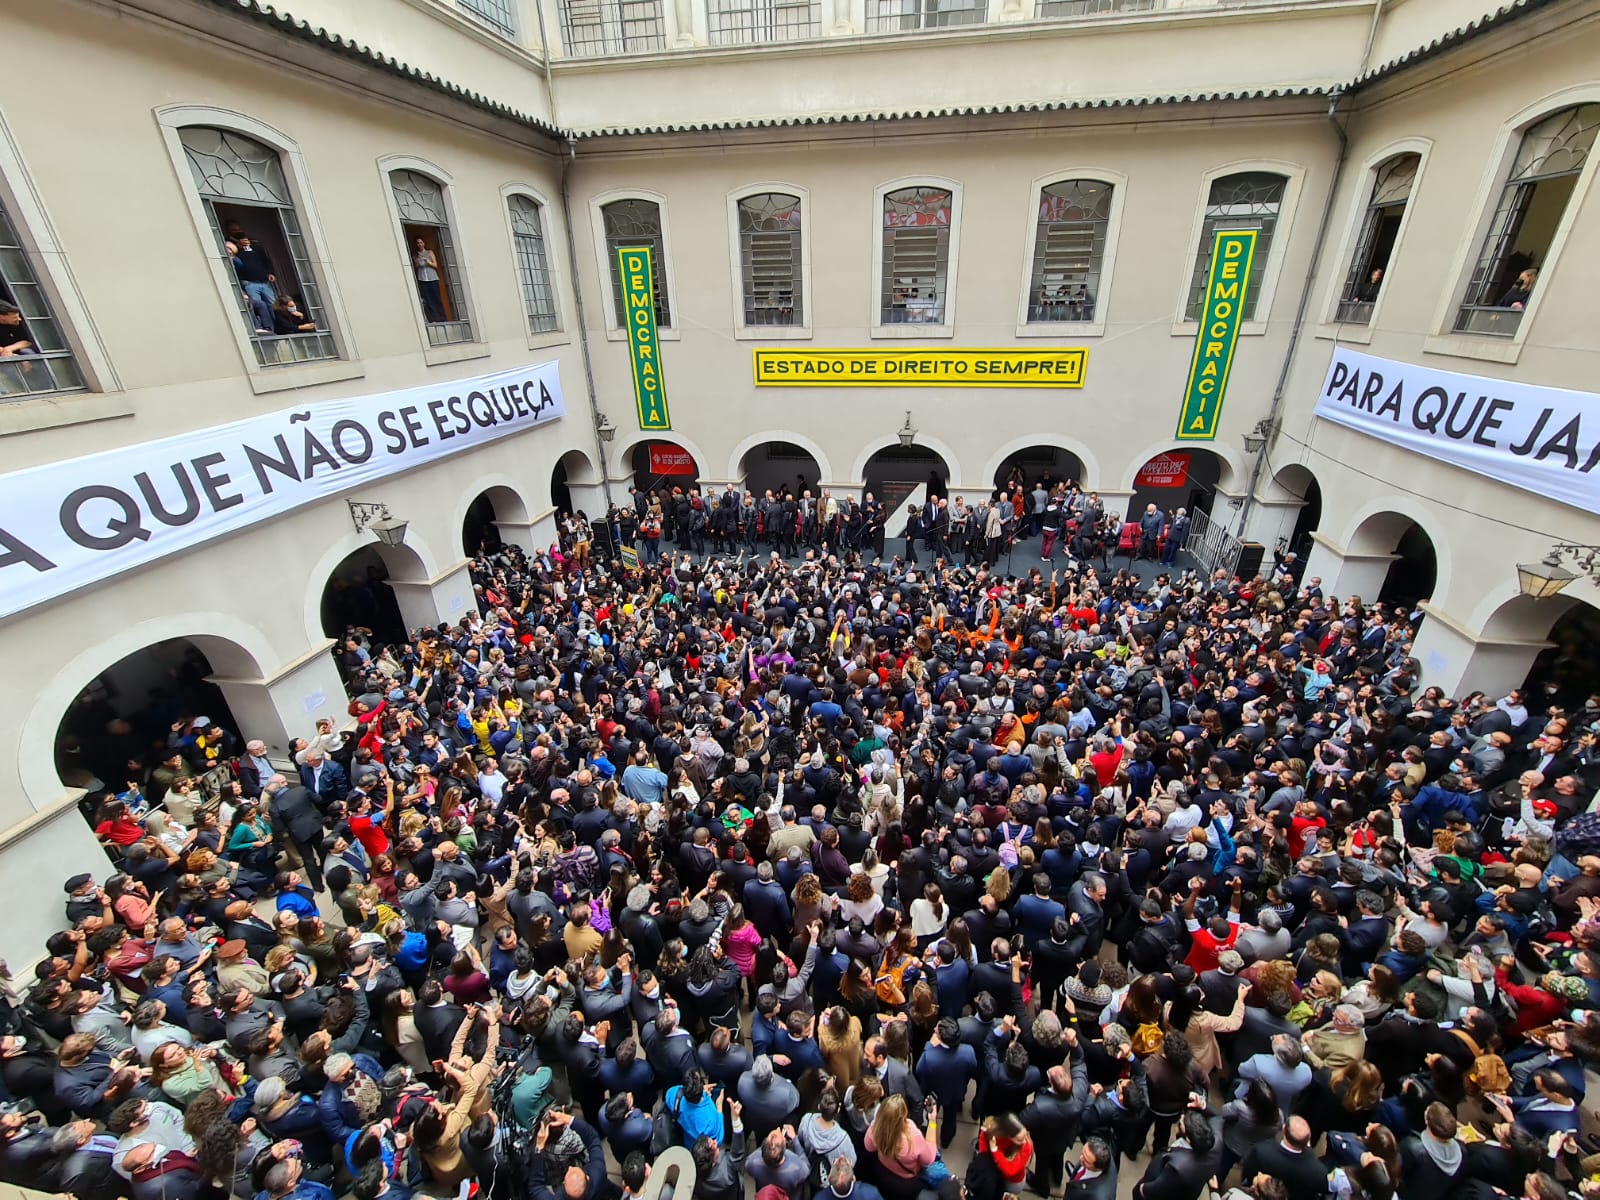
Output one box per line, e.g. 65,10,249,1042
617,245,671,430
1176,229,1257,441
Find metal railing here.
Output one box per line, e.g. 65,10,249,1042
252,331,339,366
709,0,823,42
0,351,84,398
426,319,477,347
1453,304,1524,337
1185,507,1242,580
1333,299,1374,324
866,0,984,31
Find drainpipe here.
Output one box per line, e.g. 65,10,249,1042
1236,87,1350,540
534,0,614,511
559,137,615,511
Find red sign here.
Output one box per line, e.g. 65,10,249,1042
648,443,696,476
1135,452,1190,488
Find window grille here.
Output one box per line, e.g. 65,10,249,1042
708,0,822,43
1025,180,1112,323
508,195,559,333
391,169,475,346
1334,152,1418,324
880,187,952,325
603,199,672,327
1184,171,1285,321
738,193,804,326
560,0,666,55
865,0,983,32
0,196,85,398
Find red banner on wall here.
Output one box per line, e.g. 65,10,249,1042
648,443,696,476
1135,452,1191,488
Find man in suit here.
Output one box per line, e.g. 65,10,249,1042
1242,1117,1326,1198
968,942,1024,1018
266,775,327,892
642,1007,698,1090
412,979,466,1063
1198,950,1248,1016
1134,1110,1217,1200
1235,1035,1313,1120
1066,873,1109,961
1022,1049,1089,1194
916,1019,977,1149
742,863,792,941
1063,1135,1118,1200
298,749,348,807
866,1035,923,1110
222,900,278,962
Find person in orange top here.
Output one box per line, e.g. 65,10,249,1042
978,1112,1034,1188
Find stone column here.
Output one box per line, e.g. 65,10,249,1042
389,558,477,632
1410,602,1552,698
207,642,355,759
1302,531,1396,603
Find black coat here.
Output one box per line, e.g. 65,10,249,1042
270,784,325,844
414,1000,467,1062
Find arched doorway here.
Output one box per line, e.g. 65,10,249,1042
1268,463,1322,560
320,543,426,646
993,445,1086,495
54,637,250,805
1347,511,1438,608
1528,601,1600,706
1129,448,1226,519
630,440,700,497
864,443,949,515
461,485,531,557
739,440,822,499
550,448,594,520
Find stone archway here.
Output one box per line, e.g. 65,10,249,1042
1346,509,1438,608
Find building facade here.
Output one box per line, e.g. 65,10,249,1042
0,0,1596,962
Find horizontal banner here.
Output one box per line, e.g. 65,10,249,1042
0,361,566,623
1314,347,1600,513
1135,452,1191,488
753,349,1087,388
648,443,697,476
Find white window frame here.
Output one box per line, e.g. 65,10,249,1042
377,154,489,367
1422,86,1600,367
0,106,121,435
1170,159,1305,337
155,108,363,396
1316,137,1432,346
499,183,571,350
1013,167,1127,339
455,0,521,39
587,188,681,340
726,183,812,341
871,175,964,339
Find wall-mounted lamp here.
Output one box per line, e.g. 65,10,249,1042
897,411,917,448
1515,544,1600,598
348,500,408,546
1242,418,1276,455
596,413,617,443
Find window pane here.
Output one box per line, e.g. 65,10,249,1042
708,0,821,42
1026,179,1111,322
881,188,951,324
738,193,803,326
865,0,982,29
180,128,293,205
392,171,474,341
1185,171,1284,320
603,199,672,326
1455,105,1598,336
1336,153,1418,324
0,195,85,399
459,0,516,35
508,195,559,333
560,0,666,55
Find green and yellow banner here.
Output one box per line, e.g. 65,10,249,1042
1177,229,1257,440
618,246,670,430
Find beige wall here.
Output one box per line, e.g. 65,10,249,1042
567,107,1337,497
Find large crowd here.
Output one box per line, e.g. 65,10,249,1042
13,478,1600,1200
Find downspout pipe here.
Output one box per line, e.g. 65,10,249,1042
534,0,613,511
1236,87,1350,539
560,137,614,511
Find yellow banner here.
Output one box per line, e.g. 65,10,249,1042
753,349,1087,388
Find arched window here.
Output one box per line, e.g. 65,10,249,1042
506,194,559,333
1455,104,1599,335
881,186,952,325
1025,179,1113,323
0,195,84,397
179,127,337,365
1185,171,1286,321
390,169,474,346
1336,152,1419,324
737,193,804,326
602,199,671,326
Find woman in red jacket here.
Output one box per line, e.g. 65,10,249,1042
977,1113,1034,1191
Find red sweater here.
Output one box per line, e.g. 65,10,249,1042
979,1131,1033,1184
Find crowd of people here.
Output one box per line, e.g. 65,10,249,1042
11,481,1600,1200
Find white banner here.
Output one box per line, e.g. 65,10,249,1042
1314,347,1600,513
0,361,565,622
